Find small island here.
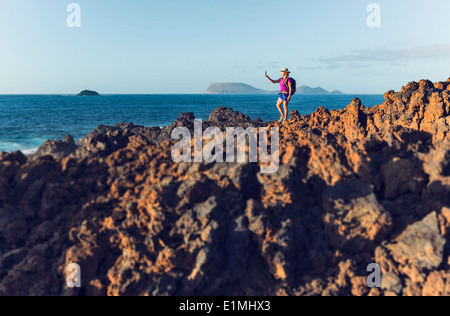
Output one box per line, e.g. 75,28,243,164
77,90,100,96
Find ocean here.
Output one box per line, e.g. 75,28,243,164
0,94,385,154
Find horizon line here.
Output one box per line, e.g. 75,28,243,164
0,92,385,96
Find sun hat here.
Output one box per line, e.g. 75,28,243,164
281,68,291,74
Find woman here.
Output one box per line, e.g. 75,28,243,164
265,68,293,124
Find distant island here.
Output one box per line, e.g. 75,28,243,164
204,83,343,95
77,90,100,96
297,86,343,95
204,83,271,95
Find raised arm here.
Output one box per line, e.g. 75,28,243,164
265,73,281,84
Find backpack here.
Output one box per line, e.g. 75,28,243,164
285,78,297,95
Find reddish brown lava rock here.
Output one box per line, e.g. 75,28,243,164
1,78,450,296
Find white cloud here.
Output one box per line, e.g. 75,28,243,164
300,44,450,70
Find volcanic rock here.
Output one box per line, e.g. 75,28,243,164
1,78,450,296
31,135,78,160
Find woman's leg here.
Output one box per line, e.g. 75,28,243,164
276,98,284,118
283,101,289,121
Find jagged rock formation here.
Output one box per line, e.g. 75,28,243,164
30,135,78,161
27,109,268,162
1,78,450,296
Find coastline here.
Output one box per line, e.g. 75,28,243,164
1,78,450,296
0,94,385,155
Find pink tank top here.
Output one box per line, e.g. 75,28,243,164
280,78,291,93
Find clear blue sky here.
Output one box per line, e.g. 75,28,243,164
0,0,449,94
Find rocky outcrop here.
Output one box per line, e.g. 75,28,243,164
30,135,78,161
75,123,162,159
31,110,269,161
1,78,450,296
77,90,100,96
206,107,268,129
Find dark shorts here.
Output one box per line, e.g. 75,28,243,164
279,93,289,101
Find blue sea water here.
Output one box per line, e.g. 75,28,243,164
0,94,385,153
